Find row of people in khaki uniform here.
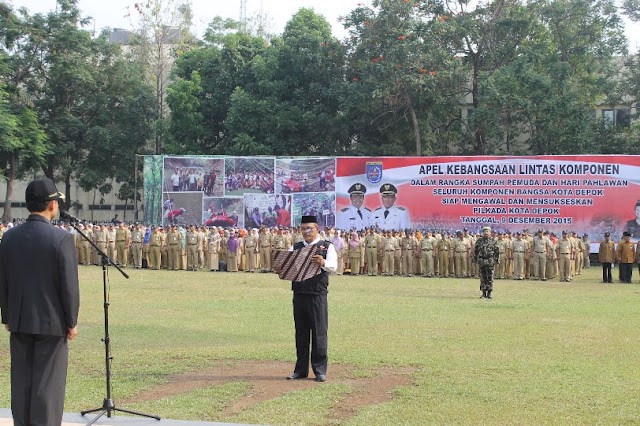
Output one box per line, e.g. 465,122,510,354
342,228,591,281
58,223,562,279
56,222,632,284
66,223,313,273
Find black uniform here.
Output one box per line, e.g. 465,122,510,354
0,214,80,425
291,240,330,378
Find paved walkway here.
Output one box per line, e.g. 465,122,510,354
0,408,254,426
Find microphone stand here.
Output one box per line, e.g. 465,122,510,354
68,222,160,424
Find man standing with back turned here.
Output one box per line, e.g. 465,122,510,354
0,178,80,425
281,215,337,382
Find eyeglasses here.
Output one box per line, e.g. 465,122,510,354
301,226,316,231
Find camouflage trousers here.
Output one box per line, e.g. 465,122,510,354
479,265,494,292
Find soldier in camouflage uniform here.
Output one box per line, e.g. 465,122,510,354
473,226,500,299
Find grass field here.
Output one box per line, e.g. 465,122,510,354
1,267,639,425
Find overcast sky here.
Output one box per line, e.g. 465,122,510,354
5,0,640,51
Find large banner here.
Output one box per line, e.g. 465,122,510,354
143,155,640,242
335,156,640,241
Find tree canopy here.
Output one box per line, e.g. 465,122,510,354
0,0,638,216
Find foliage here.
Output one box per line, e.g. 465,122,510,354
341,0,467,156
0,3,48,220
167,30,268,154
128,0,196,155
0,0,157,215
1,0,640,208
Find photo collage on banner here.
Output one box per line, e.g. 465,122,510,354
143,155,164,225
275,158,336,229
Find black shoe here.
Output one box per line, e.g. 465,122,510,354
486,292,492,299
315,374,326,382
286,373,307,380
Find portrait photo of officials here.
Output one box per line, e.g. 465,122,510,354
337,183,373,231
623,200,640,238
373,183,411,230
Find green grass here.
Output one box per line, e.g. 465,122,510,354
1,267,639,425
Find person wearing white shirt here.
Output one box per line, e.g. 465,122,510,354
373,183,411,230
279,215,336,383
337,183,372,231
171,169,180,191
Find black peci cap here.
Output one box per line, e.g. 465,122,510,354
301,215,317,224
25,178,65,203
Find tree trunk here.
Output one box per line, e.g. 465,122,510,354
1,155,16,223
64,172,72,212
471,53,487,155
91,189,96,222
408,102,422,156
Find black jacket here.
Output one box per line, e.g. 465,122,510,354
291,240,330,295
0,214,79,336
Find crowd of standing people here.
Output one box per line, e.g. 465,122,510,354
2,218,636,285
169,167,219,195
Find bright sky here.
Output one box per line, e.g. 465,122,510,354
5,0,370,39
5,0,640,51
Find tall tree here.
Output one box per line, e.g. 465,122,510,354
426,0,627,154
167,25,267,154
129,0,195,154
226,9,351,156
15,0,154,213
0,3,48,221
341,0,466,156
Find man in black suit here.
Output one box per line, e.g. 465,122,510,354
0,178,80,425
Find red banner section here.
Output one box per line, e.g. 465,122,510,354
336,156,640,241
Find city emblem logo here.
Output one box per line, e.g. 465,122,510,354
366,162,383,184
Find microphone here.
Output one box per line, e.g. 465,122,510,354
60,210,80,223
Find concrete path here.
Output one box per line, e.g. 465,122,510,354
0,408,256,426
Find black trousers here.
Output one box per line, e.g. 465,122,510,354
10,333,68,426
293,293,328,377
601,262,612,283
619,263,633,283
